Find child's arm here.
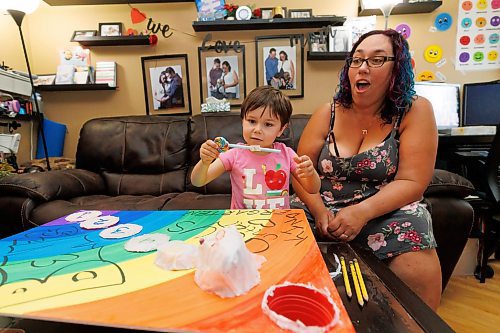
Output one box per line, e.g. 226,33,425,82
291,155,320,194
191,140,226,187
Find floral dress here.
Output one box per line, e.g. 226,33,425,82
291,104,437,259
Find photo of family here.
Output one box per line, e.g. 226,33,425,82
263,46,296,90
198,46,246,107
256,35,304,98
150,65,184,110
205,55,240,99
141,54,192,116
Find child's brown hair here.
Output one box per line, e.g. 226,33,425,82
240,86,292,128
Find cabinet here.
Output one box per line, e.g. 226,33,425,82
192,16,346,32
359,1,443,16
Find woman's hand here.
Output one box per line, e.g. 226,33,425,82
200,140,220,165
327,205,368,242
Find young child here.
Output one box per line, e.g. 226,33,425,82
191,86,320,209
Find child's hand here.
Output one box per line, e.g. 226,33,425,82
294,155,315,178
200,140,220,165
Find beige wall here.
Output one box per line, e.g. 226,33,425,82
1,0,498,163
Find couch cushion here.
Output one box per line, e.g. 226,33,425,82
425,169,475,198
162,192,231,210
76,116,190,193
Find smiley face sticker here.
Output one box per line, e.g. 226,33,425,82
476,17,487,28
487,50,498,61
462,0,473,10
459,52,470,63
460,35,471,46
461,17,472,29
424,45,443,63
417,70,436,81
473,51,484,62
435,13,452,31
474,34,485,44
491,16,500,27
476,0,488,10
395,23,411,39
489,33,499,44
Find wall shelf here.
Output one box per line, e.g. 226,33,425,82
73,35,150,46
307,51,349,61
36,84,116,91
359,1,443,16
44,0,191,5
192,16,346,32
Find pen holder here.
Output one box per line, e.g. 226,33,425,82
262,282,339,332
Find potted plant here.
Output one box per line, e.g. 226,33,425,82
224,3,239,20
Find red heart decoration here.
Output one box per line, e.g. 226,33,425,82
149,34,158,46
265,170,287,190
131,7,147,24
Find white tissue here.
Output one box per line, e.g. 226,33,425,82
194,225,266,298
155,240,199,270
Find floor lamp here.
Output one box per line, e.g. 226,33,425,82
4,0,51,170
360,0,402,30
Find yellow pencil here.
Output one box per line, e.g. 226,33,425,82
340,256,352,299
354,258,369,302
349,260,364,307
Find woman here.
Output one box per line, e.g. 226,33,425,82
154,71,168,109
291,30,441,310
221,61,239,99
277,50,295,89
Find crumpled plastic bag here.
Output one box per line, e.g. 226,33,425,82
194,225,266,298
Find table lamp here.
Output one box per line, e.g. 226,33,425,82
361,0,403,30
1,0,51,170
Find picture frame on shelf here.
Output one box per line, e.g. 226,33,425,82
99,22,122,36
328,26,352,52
198,46,246,108
141,54,192,116
70,30,97,42
288,9,313,19
260,7,287,19
256,34,304,98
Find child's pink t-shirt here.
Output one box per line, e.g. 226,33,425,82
218,142,297,209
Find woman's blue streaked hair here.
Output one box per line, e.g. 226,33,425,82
334,29,416,124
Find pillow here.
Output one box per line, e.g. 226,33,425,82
424,169,475,198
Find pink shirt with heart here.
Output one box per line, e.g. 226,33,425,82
219,142,297,209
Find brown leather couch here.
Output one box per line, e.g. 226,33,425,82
0,113,474,289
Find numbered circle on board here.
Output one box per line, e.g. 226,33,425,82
66,210,103,223
80,215,120,230
124,233,170,252
99,223,143,239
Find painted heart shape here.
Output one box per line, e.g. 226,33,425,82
131,8,147,24
265,170,287,190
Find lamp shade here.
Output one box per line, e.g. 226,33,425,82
0,0,41,14
361,0,402,10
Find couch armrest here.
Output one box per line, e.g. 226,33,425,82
424,169,475,198
0,169,105,202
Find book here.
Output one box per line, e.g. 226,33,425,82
55,65,75,84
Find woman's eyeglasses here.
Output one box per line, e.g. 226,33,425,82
346,56,395,68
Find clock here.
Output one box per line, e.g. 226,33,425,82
236,6,252,20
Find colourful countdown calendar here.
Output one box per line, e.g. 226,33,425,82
0,209,354,332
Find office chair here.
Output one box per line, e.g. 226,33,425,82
472,123,500,282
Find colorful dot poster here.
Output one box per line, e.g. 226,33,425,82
455,0,500,71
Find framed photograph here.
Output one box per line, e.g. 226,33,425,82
33,74,56,86
141,54,192,116
198,46,246,108
260,7,287,19
99,22,122,36
328,26,352,52
288,9,312,19
256,34,304,98
70,30,97,42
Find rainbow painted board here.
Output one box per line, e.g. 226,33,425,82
0,209,354,332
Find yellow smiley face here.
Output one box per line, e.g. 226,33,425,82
424,45,443,63
488,50,498,61
477,0,487,10
476,17,487,27
417,70,436,81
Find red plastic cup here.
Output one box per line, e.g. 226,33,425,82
262,282,339,332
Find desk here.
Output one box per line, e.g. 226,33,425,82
0,209,354,333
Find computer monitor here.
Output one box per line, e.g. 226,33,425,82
414,82,460,129
463,81,500,126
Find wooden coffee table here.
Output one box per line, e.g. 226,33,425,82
319,242,455,333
